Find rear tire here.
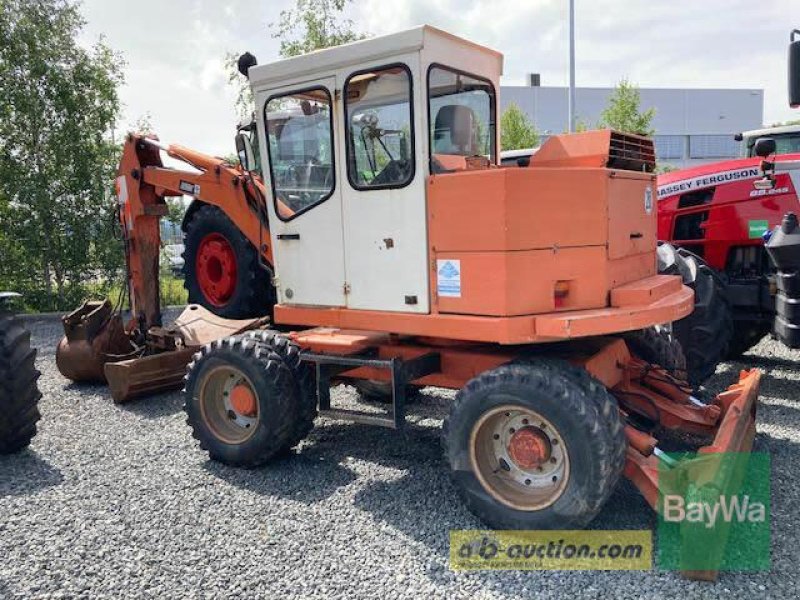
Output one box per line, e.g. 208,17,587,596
183,336,296,467
0,312,41,454
623,328,688,379
443,360,625,530
657,243,732,385
183,204,275,319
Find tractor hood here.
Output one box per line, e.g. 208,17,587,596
657,154,800,201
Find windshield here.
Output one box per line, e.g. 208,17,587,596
264,87,335,220
345,65,414,189
743,132,800,157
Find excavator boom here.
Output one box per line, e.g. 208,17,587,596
56,134,272,401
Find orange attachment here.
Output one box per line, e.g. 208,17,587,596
230,384,257,417
116,134,274,329
622,368,760,510
614,358,721,434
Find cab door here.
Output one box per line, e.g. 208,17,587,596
260,78,347,308
336,59,429,313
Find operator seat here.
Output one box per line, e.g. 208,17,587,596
432,104,476,173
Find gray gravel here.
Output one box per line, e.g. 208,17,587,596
1,316,798,599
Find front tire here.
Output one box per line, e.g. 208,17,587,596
183,204,275,319
243,330,317,448
0,312,41,454
443,360,625,530
183,336,297,467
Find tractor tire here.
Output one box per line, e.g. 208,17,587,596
0,312,42,454
726,323,771,358
183,336,297,467
657,243,733,385
243,330,317,448
183,204,275,319
443,360,626,530
623,328,688,380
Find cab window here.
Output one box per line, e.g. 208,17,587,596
345,65,415,189
265,87,335,220
427,65,496,172
745,133,800,157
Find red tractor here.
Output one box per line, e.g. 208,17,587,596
652,30,800,370
657,147,800,357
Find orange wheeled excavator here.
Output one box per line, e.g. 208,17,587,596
55,26,763,575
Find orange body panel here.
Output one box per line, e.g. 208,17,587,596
425,166,658,318
528,129,616,169
275,280,692,344
611,274,680,307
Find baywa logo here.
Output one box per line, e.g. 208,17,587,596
663,494,766,529
657,451,770,572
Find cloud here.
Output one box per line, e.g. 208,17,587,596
78,0,799,156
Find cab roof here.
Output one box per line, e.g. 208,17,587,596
247,25,503,90
741,124,800,137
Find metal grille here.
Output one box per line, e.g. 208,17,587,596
608,132,656,172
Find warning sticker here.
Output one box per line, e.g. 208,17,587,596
437,259,461,298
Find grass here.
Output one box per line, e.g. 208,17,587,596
87,272,188,309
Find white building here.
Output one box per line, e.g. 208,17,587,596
501,79,764,168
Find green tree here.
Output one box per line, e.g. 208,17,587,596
500,103,539,150
598,78,656,136
272,0,366,59
0,0,125,311
226,0,366,120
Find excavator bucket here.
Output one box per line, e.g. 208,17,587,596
56,300,133,382
57,302,269,404
103,305,269,403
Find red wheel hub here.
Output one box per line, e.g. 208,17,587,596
229,383,257,417
196,233,237,306
507,427,551,470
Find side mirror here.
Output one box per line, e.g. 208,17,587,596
754,137,777,158
235,133,256,172
790,30,800,107
733,132,743,142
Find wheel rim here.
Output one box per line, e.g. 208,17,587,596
196,233,237,307
470,404,569,511
198,365,259,444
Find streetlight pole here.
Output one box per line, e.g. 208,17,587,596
568,0,576,132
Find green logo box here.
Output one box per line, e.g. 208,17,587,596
657,451,770,572
748,219,770,239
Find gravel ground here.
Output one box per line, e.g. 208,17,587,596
1,315,798,599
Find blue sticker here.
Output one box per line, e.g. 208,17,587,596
437,259,461,298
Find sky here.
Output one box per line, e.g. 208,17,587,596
78,0,799,156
